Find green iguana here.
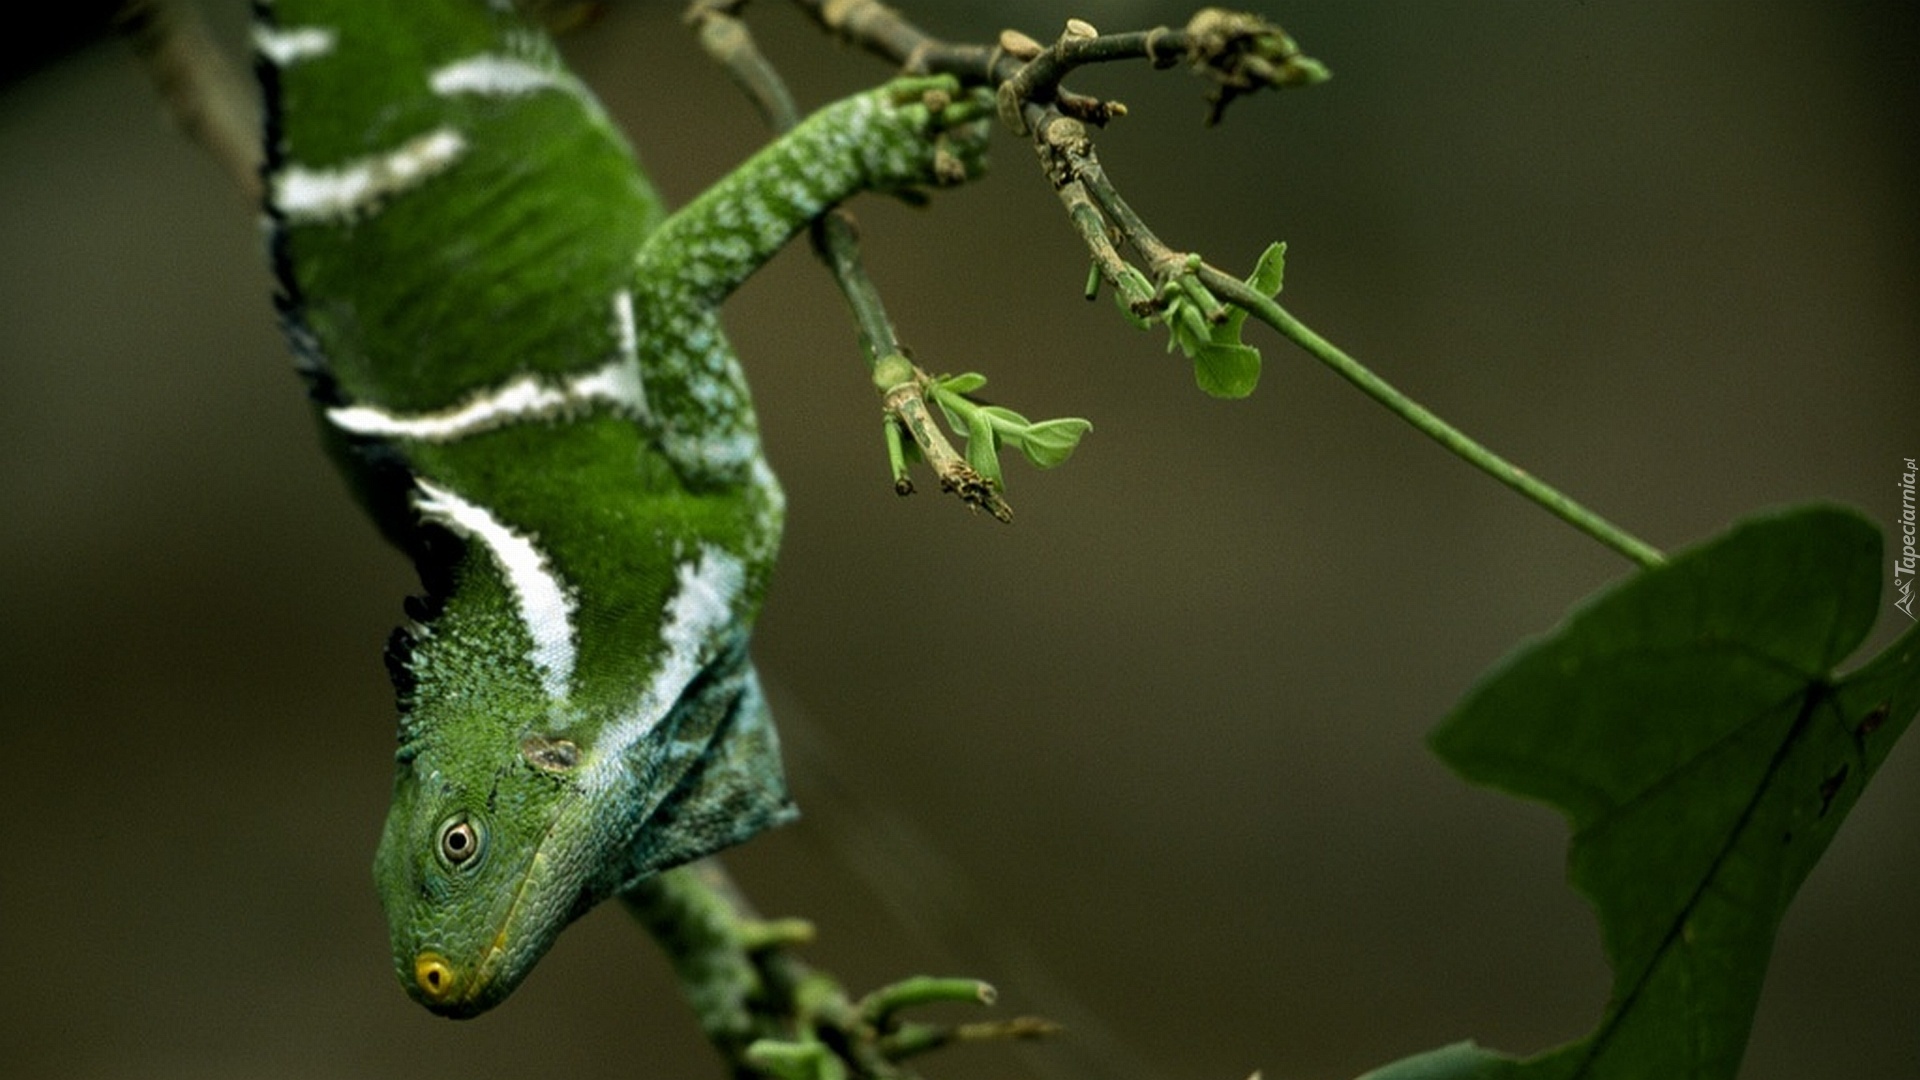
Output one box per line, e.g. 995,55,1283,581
253,0,986,1017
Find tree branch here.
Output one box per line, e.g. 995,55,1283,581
776,2,1661,566
116,0,262,203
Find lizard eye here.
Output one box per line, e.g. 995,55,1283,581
436,816,484,870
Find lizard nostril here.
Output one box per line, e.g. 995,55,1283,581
414,953,456,999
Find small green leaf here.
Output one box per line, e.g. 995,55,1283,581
978,404,1032,433
964,408,1001,488
938,371,988,395
928,384,971,434
1016,418,1092,468
1193,342,1261,398
1247,241,1286,298
1217,241,1286,344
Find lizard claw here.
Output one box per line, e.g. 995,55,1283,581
862,75,993,192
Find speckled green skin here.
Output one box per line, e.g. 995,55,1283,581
256,0,987,1017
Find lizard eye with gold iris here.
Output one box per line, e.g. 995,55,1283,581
437,816,484,869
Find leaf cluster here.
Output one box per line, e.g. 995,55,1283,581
927,371,1091,489
1125,241,1286,400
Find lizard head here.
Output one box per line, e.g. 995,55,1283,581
366,537,784,1018
373,721,609,1018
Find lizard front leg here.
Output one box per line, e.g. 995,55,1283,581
634,76,992,310
629,77,992,485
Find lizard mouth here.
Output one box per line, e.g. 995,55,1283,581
409,930,517,1017
410,933,512,1017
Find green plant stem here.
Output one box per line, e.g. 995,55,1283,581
1200,266,1666,569
812,210,901,369
858,976,995,1027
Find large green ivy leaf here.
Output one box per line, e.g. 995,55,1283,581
1364,505,1919,1080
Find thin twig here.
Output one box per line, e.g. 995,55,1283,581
1028,107,1191,306
789,0,949,72
880,1015,1065,1061
688,1,801,129
116,0,262,202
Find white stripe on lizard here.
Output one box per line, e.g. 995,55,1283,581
430,54,580,99
411,478,577,701
253,25,337,66
271,127,467,224
326,292,651,440
584,546,745,793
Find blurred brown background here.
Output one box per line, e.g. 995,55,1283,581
1,2,1915,1078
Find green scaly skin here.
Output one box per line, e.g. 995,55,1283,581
254,0,988,1018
